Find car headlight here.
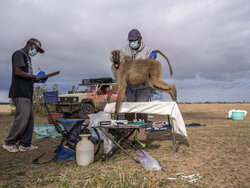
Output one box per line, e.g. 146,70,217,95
73,97,78,102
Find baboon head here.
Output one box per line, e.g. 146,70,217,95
110,50,122,69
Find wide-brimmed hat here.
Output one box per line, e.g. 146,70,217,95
128,29,141,41
27,38,44,53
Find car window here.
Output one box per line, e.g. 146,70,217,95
77,85,96,93
98,85,110,95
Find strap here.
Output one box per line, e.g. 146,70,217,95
136,131,146,148
32,152,56,164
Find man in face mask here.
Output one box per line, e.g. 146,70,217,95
121,29,157,60
120,29,157,142
3,38,47,153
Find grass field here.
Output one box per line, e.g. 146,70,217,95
0,105,13,114
0,103,249,187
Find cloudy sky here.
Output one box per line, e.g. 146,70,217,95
0,0,249,103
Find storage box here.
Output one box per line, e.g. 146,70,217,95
47,113,63,124
232,111,244,120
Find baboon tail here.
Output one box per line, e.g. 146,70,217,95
154,50,173,76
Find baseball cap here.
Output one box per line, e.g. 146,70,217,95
128,29,141,41
27,38,44,53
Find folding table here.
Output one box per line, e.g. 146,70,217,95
96,124,148,163
98,101,189,162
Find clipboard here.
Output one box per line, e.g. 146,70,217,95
36,71,60,80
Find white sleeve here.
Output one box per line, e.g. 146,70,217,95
120,45,131,57
145,46,152,58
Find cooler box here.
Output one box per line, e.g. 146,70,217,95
231,111,245,120
47,113,63,124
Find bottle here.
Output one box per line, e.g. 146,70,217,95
76,134,94,166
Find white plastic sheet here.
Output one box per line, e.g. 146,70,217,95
88,111,111,128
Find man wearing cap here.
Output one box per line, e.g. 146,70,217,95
120,29,157,142
3,38,47,153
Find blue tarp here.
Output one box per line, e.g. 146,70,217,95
34,124,63,138
34,123,94,139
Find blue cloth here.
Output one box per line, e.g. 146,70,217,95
56,119,85,142
36,71,48,83
126,88,150,101
148,51,157,59
43,91,59,103
56,119,85,125
55,145,76,162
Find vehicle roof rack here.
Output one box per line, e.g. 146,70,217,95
81,77,114,85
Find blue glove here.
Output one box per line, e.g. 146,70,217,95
36,71,48,83
148,51,157,59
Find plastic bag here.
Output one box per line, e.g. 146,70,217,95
88,111,111,128
88,112,114,154
91,128,104,141
136,149,161,171
103,133,115,154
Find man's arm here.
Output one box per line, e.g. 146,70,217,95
12,51,37,80
13,67,36,80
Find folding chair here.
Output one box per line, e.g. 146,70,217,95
33,91,101,164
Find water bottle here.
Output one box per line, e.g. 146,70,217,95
76,134,94,166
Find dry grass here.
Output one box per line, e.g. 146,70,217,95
0,105,13,115
0,103,249,187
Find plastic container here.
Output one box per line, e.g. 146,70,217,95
228,110,247,119
76,134,94,166
232,111,245,120
47,113,63,124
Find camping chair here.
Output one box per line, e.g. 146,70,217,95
33,91,101,164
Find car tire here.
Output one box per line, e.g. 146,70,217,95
78,103,95,119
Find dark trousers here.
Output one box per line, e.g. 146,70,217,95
125,88,150,141
5,97,34,147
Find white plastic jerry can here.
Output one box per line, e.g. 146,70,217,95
76,134,94,166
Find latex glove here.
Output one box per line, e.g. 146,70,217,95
36,71,48,83
148,51,157,59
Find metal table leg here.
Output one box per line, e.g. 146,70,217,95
168,115,179,152
101,128,139,163
105,128,137,159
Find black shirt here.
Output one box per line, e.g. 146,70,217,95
9,50,34,100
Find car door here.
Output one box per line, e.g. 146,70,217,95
96,84,110,110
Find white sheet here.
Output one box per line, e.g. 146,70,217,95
104,101,187,138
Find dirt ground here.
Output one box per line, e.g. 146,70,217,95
0,103,249,187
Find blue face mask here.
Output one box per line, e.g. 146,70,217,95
129,40,139,49
28,47,38,57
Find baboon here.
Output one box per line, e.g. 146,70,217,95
109,50,177,118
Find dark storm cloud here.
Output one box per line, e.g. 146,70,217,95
0,0,249,102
